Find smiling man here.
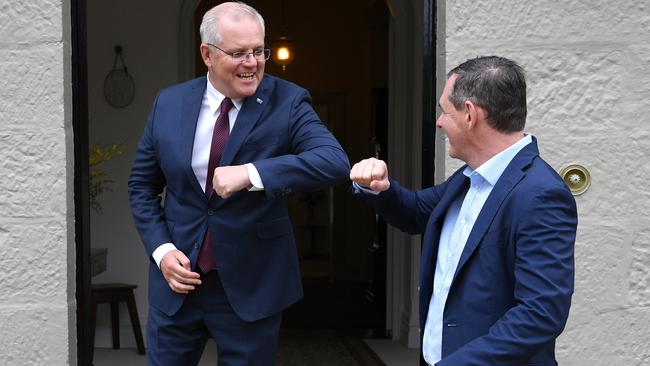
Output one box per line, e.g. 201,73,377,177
350,56,577,365
128,2,350,365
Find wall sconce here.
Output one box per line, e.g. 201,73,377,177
271,33,295,71
271,0,295,71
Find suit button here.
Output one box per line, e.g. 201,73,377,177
194,243,199,249
207,209,215,215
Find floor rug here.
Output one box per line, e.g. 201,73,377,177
278,329,386,366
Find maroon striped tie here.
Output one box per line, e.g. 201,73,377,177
198,97,233,273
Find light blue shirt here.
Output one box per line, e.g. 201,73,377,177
422,134,532,365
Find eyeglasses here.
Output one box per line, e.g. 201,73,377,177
206,43,271,63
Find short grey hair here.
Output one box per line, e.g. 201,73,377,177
199,2,266,46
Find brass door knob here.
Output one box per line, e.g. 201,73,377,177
560,164,590,195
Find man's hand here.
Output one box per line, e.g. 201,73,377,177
212,165,251,199
160,250,202,294
350,157,390,192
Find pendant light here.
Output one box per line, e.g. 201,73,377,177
271,0,295,71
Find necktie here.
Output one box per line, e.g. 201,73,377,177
198,97,234,273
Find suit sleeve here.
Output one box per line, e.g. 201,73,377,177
352,179,442,235
127,94,173,258
438,185,577,365
253,89,350,198
351,169,465,235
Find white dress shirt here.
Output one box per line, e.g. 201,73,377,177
422,134,532,365
151,77,265,267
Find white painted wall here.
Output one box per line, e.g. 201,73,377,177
87,0,182,347
0,0,76,364
440,0,650,364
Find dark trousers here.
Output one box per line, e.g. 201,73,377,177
147,270,282,366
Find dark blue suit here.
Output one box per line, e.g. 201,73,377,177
128,74,349,363
357,138,576,365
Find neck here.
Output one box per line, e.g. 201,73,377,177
467,130,524,169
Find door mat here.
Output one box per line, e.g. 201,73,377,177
278,330,385,366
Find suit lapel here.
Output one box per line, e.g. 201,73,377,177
421,171,470,285
220,77,271,166
450,140,539,284
429,171,470,228
180,77,208,200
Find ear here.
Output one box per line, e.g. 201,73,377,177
200,44,212,68
464,100,488,130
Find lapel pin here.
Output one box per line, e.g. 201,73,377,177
256,98,263,104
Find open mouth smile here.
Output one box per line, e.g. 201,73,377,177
237,72,256,80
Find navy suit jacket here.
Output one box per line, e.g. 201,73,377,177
128,74,350,321
357,138,577,365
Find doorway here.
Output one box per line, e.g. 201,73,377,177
77,0,435,362
192,0,390,333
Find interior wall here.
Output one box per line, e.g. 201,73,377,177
86,0,182,347
441,1,650,364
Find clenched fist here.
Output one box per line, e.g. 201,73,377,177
212,165,251,199
349,157,390,192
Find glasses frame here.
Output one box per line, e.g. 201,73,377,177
206,43,271,63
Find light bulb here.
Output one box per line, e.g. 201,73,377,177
277,47,290,61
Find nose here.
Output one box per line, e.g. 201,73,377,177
436,113,443,128
241,53,258,66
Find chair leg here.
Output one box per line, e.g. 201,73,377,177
126,291,146,354
110,302,120,349
91,292,98,363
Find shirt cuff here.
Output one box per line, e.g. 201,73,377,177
245,163,264,191
352,181,381,195
152,243,177,269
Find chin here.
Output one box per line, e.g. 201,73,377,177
237,89,257,99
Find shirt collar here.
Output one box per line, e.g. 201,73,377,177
463,134,533,186
206,75,244,114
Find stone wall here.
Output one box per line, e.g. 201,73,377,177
0,0,75,365
441,0,650,364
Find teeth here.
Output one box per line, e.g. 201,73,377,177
238,72,254,79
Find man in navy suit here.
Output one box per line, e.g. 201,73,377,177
350,56,577,365
128,2,349,364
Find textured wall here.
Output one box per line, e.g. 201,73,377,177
441,0,650,364
0,0,75,365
